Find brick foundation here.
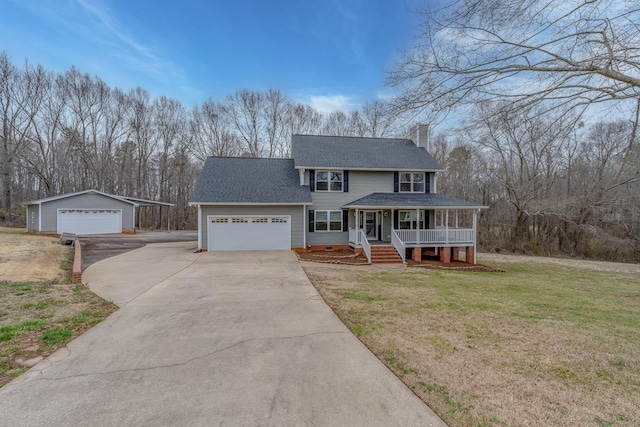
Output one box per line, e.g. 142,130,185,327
122,229,136,234
440,246,451,264
72,238,83,284
412,247,422,262
466,246,475,265
452,247,460,261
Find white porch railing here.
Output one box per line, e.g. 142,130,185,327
391,229,406,263
359,229,371,263
349,228,372,263
348,227,359,246
395,228,475,245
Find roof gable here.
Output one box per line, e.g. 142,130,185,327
190,157,312,204
291,135,444,171
27,189,138,206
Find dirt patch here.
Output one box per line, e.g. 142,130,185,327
296,249,370,265
407,259,505,272
0,228,68,282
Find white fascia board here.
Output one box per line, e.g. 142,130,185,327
343,205,488,210
189,202,314,206
294,166,446,172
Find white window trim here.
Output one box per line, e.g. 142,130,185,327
398,210,424,230
315,170,343,192
399,172,426,193
315,210,343,232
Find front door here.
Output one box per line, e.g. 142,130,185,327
360,211,378,241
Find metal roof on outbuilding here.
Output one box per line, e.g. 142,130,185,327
190,157,312,205
291,134,444,171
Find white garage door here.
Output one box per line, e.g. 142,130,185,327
57,209,122,235
208,216,291,251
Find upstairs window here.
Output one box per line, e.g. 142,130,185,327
316,171,343,192
400,172,425,192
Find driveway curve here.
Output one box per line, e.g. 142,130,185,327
0,243,446,427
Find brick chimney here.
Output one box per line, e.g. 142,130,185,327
409,124,430,150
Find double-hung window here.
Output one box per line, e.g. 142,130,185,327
400,172,425,192
315,210,342,231
398,210,424,230
316,171,343,192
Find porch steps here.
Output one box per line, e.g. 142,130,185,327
370,245,403,264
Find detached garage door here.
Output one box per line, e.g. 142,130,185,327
208,216,291,251
57,209,122,235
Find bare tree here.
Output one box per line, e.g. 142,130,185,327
225,89,264,157
389,1,640,126
191,98,240,161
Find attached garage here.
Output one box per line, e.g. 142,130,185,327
190,157,312,251
57,209,122,235
207,215,291,251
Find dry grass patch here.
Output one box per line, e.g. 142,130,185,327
0,227,68,282
0,227,117,387
303,260,640,427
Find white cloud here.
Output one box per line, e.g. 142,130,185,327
305,94,357,113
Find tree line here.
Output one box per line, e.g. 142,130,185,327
2,0,639,264
0,51,395,230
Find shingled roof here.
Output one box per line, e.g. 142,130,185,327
291,135,444,171
190,157,312,204
343,193,486,209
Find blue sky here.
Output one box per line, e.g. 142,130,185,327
1,0,424,112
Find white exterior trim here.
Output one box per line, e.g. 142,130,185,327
295,166,446,172
189,202,312,206
29,189,138,206
197,205,202,250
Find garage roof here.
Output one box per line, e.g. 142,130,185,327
26,190,174,207
26,189,139,206
190,157,312,205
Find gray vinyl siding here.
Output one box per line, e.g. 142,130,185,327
200,205,305,249
307,171,393,246
40,193,135,232
27,205,39,231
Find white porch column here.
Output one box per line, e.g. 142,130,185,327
455,210,459,228
355,208,360,244
445,210,449,244
415,208,419,243
473,209,478,264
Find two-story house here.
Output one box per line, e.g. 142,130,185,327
190,133,486,264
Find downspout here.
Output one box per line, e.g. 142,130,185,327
197,205,202,250
302,205,306,248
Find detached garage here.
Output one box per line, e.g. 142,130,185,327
25,189,173,235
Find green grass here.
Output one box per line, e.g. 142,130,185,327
305,260,640,427
0,279,117,387
41,327,72,346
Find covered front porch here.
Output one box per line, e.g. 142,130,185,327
343,193,486,264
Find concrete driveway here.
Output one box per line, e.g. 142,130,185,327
0,243,446,427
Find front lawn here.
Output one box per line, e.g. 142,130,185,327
0,227,117,387
303,259,640,427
